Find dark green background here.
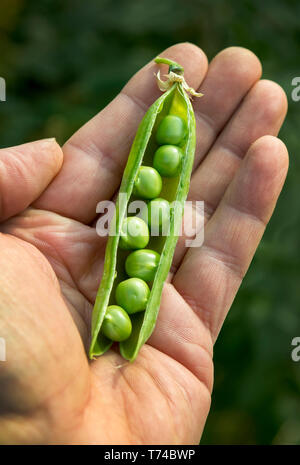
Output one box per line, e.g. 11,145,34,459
0,0,299,445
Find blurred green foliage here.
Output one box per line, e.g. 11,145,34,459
0,0,299,445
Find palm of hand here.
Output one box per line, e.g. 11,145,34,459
0,44,287,445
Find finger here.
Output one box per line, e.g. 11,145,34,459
0,139,63,221
192,46,262,170
35,43,208,224
172,79,287,270
173,135,288,341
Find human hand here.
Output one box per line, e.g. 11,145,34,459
0,43,288,444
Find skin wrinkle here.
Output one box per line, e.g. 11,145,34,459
160,284,214,362
28,231,76,288
81,372,128,444
146,349,209,443
65,138,124,182
194,110,217,135
74,239,105,303
166,312,214,367
157,334,214,395
200,244,247,282
172,376,207,443
202,198,215,221
147,335,213,398
119,369,150,445
191,114,215,170
59,280,90,341
95,358,147,444
121,90,149,114
226,201,268,231
170,199,211,276
218,139,247,161
4,150,36,183
177,290,214,334
52,242,87,295
47,372,92,445
125,352,181,443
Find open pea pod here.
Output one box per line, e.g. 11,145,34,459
89,57,202,361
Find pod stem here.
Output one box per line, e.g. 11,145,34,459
155,56,203,99
154,56,184,75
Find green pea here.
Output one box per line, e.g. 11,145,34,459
116,278,150,314
141,197,170,235
119,216,149,250
153,145,183,177
125,249,160,282
101,305,132,342
156,115,187,146
133,166,162,199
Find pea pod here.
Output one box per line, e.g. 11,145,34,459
89,56,202,361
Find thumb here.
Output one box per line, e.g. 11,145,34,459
0,138,63,221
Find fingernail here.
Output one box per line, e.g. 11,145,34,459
38,137,57,148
